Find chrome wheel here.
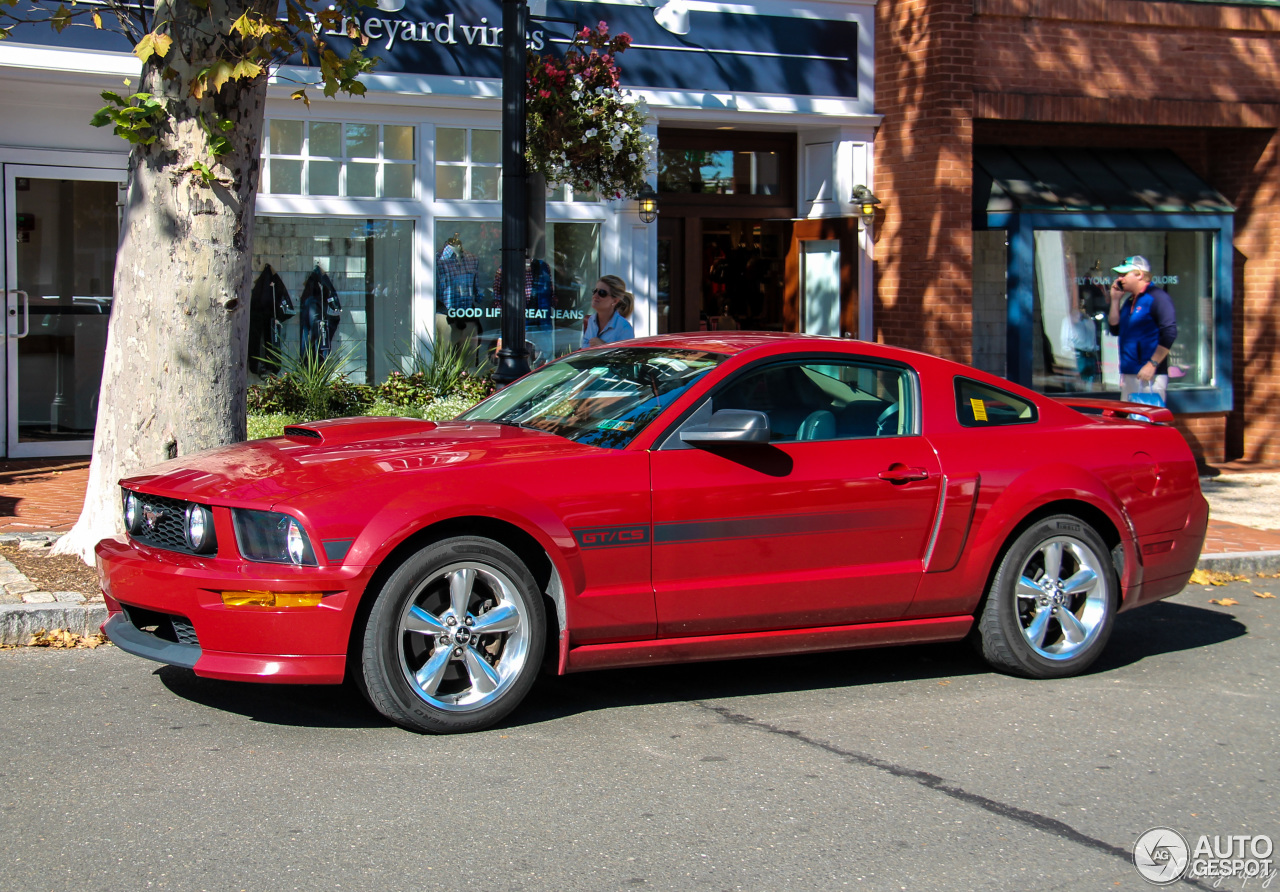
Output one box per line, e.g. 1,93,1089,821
1013,535,1108,660
976,515,1117,679
396,560,533,712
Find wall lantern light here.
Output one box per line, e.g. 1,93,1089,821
637,186,659,224
852,184,881,227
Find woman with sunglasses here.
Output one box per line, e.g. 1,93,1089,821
581,275,636,349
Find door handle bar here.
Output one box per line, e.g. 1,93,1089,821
878,467,929,483
6,290,29,338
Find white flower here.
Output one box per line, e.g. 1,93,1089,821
571,91,580,100
628,153,637,161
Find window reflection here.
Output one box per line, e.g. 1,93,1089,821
1032,230,1214,394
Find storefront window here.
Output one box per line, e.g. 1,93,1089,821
433,221,600,368
1031,230,1214,393
262,121,416,199
249,217,414,385
434,128,501,201
658,149,781,196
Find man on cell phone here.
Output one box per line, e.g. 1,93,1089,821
1107,255,1177,403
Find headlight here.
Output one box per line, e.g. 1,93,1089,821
232,509,318,566
122,490,141,534
184,503,216,554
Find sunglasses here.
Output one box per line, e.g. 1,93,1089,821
593,288,611,298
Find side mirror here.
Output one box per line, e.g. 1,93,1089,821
680,409,771,446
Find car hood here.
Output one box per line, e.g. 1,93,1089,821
121,417,594,508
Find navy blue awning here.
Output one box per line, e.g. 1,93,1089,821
974,146,1234,215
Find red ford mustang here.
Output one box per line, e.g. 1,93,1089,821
97,333,1207,733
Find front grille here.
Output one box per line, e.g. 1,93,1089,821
121,603,201,648
128,492,212,555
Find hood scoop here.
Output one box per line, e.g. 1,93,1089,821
283,417,439,446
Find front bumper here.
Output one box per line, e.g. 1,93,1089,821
96,537,378,684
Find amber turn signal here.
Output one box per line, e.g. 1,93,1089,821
221,590,323,608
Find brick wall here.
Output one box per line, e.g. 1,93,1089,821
873,0,1280,462
872,0,976,361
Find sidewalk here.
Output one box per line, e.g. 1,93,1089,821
0,457,1277,645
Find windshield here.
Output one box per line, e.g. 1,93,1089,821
460,347,727,449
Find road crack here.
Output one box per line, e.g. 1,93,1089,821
696,701,1215,891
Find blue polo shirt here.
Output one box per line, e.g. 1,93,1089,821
1108,285,1178,375
581,311,634,348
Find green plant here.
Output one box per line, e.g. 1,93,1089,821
90,90,168,146
382,337,492,406
249,344,371,421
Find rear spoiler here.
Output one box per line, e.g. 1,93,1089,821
1054,397,1174,425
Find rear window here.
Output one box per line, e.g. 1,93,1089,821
955,378,1038,427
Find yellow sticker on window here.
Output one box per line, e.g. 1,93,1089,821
970,397,988,422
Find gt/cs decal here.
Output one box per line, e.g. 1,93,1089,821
573,526,651,548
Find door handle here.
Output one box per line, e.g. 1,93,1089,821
6,290,29,339
878,465,929,484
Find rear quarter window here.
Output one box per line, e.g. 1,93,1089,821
955,377,1038,427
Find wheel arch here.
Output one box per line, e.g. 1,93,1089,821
973,498,1126,622
344,515,568,682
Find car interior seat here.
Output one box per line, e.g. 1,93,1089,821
796,410,836,441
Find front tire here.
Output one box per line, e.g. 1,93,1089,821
977,515,1117,679
360,536,546,733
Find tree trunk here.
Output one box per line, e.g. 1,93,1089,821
54,0,273,563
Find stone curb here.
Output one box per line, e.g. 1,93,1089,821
1196,551,1280,576
0,602,108,646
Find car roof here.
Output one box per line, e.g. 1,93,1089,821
619,332,940,364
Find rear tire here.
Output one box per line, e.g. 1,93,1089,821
359,536,545,733
977,515,1117,679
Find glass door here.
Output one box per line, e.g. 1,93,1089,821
3,165,123,457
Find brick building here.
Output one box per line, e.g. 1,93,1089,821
875,0,1280,463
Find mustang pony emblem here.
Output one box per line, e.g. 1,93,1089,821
141,505,165,530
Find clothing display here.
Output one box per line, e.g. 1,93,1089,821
492,258,554,313
248,264,295,374
437,242,480,312
300,265,340,357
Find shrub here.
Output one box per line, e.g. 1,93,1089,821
247,345,373,421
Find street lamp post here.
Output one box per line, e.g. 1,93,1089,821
494,0,531,385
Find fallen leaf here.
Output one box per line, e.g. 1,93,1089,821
25,628,108,649
1255,591,1276,599
937,680,952,686
1189,569,1247,585
1209,598,1240,607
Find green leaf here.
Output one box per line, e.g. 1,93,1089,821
50,5,73,33
207,59,234,94
191,160,217,185
230,59,263,81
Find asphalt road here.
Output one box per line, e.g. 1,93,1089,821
2,580,1276,892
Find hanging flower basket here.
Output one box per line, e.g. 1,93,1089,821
526,22,655,199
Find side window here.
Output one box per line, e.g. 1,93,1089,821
709,360,915,442
955,377,1038,427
